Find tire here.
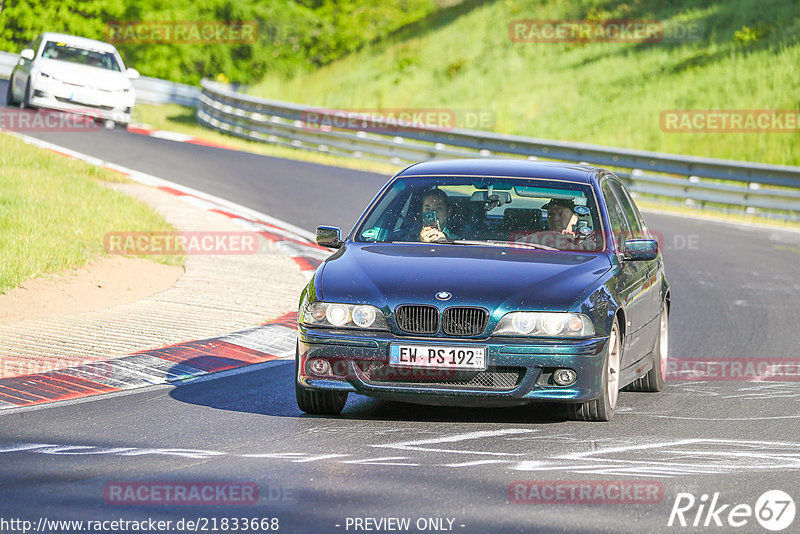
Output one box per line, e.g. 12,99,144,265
568,317,621,422
624,306,668,393
294,347,347,415
295,383,348,415
22,80,33,109
5,76,18,106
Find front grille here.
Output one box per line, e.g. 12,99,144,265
395,305,439,334
361,362,523,390
442,307,488,336
54,97,113,110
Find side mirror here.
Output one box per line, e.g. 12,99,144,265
20,49,35,61
126,68,140,80
622,239,658,261
316,226,342,249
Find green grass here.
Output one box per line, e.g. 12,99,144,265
249,0,800,166
636,199,800,230
133,103,399,175
0,133,182,293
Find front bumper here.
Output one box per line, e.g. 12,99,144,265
297,327,609,406
30,78,134,123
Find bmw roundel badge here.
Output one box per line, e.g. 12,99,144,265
435,291,452,301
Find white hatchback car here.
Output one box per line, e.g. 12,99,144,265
7,32,139,128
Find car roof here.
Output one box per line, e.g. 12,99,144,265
397,159,603,184
38,32,119,53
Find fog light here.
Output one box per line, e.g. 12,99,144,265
553,368,577,386
308,358,331,376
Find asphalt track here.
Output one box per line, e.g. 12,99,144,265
2,84,800,533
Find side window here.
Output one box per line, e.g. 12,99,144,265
609,180,644,239
620,185,650,237
601,181,631,248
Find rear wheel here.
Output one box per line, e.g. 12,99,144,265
568,317,621,422
624,306,668,392
6,76,18,106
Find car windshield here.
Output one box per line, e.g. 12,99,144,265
354,175,605,252
41,41,121,71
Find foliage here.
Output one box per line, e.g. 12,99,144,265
0,0,436,84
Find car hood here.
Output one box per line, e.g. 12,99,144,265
36,59,131,90
318,243,612,312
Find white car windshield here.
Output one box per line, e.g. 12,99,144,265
41,41,121,71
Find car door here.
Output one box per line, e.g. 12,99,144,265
601,178,650,366
609,179,662,352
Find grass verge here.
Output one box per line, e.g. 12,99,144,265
0,132,183,293
248,0,800,167
637,199,800,230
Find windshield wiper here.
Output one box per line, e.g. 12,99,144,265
488,239,559,251
450,240,558,251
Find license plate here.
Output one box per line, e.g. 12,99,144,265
69,90,92,104
389,344,486,370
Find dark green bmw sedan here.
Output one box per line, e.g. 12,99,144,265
296,159,669,421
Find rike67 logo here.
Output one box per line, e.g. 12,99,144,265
668,490,796,531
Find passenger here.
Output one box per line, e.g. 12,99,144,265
419,189,457,242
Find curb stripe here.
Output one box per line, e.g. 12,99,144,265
2,131,321,411
128,126,238,151
0,313,299,410
290,256,321,271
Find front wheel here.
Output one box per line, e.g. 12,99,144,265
294,345,347,415
568,317,621,422
22,80,34,108
295,382,348,415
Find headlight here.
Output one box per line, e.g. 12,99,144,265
39,72,51,78
352,305,377,328
301,302,388,331
326,304,350,326
495,312,594,337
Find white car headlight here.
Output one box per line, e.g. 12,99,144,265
495,312,594,337
301,302,388,331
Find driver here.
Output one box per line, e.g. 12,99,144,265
532,198,601,251
542,198,578,236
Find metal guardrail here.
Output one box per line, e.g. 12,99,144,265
198,79,800,220
132,76,200,107
0,51,19,78
3,46,798,220
0,50,199,106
